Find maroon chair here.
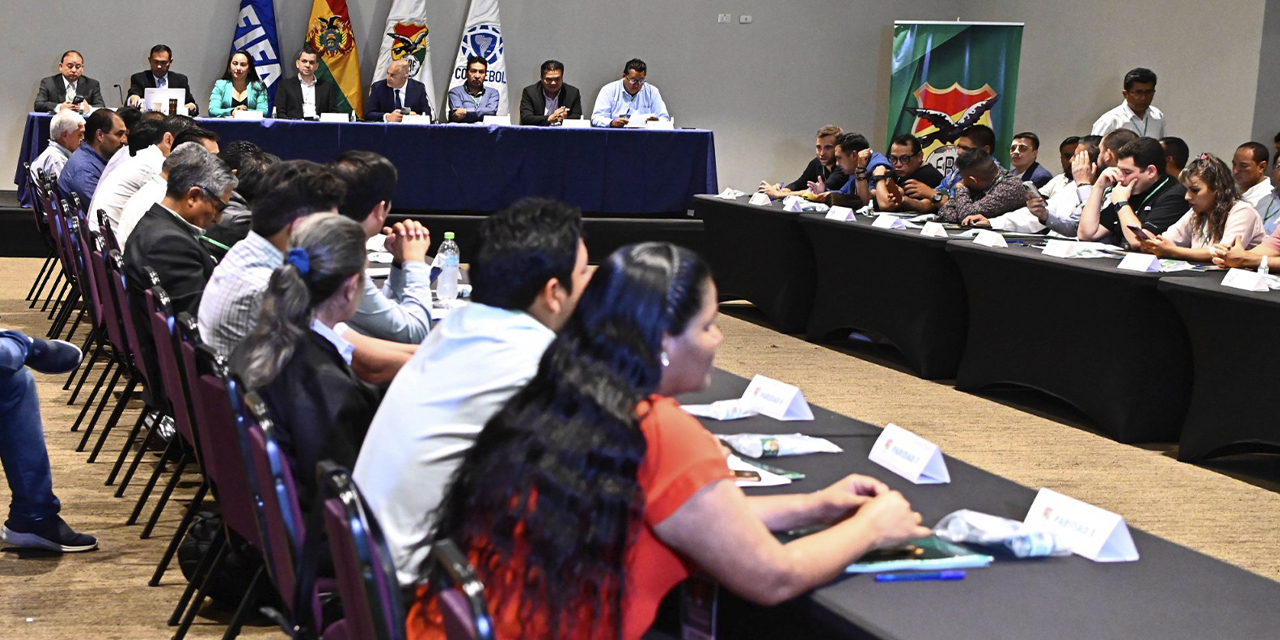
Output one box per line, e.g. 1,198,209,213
22,163,59,306
79,232,143,462
428,540,495,640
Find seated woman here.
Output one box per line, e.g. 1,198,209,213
1138,153,1265,261
208,49,269,118
231,213,380,507
408,242,930,640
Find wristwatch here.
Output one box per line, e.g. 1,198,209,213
1113,200,1131,210
932,191,945,203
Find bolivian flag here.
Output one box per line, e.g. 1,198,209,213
305,0,363,117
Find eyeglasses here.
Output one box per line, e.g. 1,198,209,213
62,63,83,70
624,77,645,86
1010,144,1032,152
888,154,918,165
151,59,172,67
194,184,229,213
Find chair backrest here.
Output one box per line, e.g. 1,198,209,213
89,234,128,360
146,285,195,447
239,389,306,613
63,213,101,320
319,462,406,640
107,249,151,391
98,208,122,255
428,540,495,640
25,164,54,249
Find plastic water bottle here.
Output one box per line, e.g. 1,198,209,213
437,232,460,302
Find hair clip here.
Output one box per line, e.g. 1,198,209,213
286,247,310,276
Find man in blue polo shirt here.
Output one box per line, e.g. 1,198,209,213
810,132,892,208
57,108,127,205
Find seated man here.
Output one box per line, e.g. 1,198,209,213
1009,132,1054,189
330,151,433,344
0,330,97,553
874,133,944,213
519,60,583,126
1078,137,1187,246
353,197,589,586
1092,67,1164,138
901,124,997,213
810,132,891,208
275,46,339,120
126,44,199,116
758,125,847,198
447,56,499,123
116,127,220,247
590,58,669,127
1038,136,1080,200
97,107,158,188
1233,142,1279,232
87,116,177,232
943,148,1028,226
1160,136,1189,178
31,110,85,183
203,143,281,257
34,50,104,114
367,59,431,123
57,108,127,207
986,136,1101,234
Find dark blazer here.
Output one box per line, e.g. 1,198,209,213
365,78,431,122
519,82,583,126
128,70,200,116
275,75,340,120
35,74,105,112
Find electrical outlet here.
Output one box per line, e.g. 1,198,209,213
717,13,731,24
739,14,753,24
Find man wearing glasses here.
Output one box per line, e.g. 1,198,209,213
34,50,104,114
590,58,669,128
126,44,200,116
1009,132,1054,189
874,134,944,213
1091,68,1163,138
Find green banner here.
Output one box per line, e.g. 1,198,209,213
888,22,1023,171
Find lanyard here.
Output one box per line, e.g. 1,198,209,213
1135,176,1169,210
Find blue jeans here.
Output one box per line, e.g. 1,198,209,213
0,330,60,523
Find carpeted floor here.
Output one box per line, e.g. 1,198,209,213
1,256,1277,639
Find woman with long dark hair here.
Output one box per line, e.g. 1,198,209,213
231,213,379,506
1138,153,1265,261
208,49,268,117
409,242,930,640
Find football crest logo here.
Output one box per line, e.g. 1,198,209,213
460,24,503,65
308,14,356,58
387,21,430,76
904,83,999,173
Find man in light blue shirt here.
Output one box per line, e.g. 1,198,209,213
57,108,127,206
590,58,669,127
447,56,500,123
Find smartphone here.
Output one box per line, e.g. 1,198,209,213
71,95,85,105
1126,224,1155,241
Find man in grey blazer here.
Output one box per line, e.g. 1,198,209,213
34,51,105,114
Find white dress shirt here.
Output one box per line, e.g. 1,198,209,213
1091,102,1165,138
1241,180,1280,233
198,231,282,357
116,174,167,248
89,145,164,233
345,262,433,344
300,76,318,119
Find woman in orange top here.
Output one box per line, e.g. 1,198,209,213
409,242,931,640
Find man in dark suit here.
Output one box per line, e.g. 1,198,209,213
519,60,582,126
123,146,234,388
34,51,105,113
365,59,431,122
126,44,199,116
276,46,340,119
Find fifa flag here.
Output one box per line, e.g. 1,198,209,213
231,0,282,111
888,22,1023,171
374,0,438,114
446,0,509,116
305,0,362,117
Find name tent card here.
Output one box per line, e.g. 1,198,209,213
1041,239,1077,258
868,423,950,484
646,119,675,130
825,206,855,221
1024,489,1138,562
973,230,1008,248
748,192,772,206
1117,252,1160,273
402,114,432,125
920,221,948,238
872,215,907,230
560,118,590,129
783,198,805,213
231,109,264,120
1221,267,1270,292
482,114,510,126
742,375,814,421
319,112,348,123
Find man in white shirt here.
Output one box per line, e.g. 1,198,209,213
117,142,204,248
87,117,175,232
1233,142,1280,233
1091,68,1165,138
1037,136,1079,200
353,198,590,586
30,110,85,184
591,58,670,127
275,46,339,120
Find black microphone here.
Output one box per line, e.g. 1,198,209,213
114,84,124,108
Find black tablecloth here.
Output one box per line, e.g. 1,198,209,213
797,214,968,379
946,242,1212,443
1159,274,1280,461
680,370,1280,639
15,112,718,215
693,195,814,332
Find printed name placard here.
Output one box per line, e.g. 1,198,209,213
1117,252,1160,273
402,114,433,125
231,110,264,120
872,215,907,230
868,423,950,484
482,115,510,126
783,198,806,213
1041,239,1076,258
319,112,348,123
742,375,813,421
646,120,675,130
920,221,948,238
748,192,772,206
1221,267,1269,292
973,230,1008,248
1023,489,1138,562
825,206,855,221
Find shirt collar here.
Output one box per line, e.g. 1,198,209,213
300,75,317,88
311,319,355,365
48,141,73,158
158,202,204,237
1243,180,1274,201
241,231,284,266
63,77,77,91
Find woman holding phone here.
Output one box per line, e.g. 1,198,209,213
1137,153,1265,261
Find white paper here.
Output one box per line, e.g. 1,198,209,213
727,454,791,487
1222,267,1269,292
748,192,772,206
680,399,759,421
1024,488,1138,562
1117,252,1160,272
716,188,746,200
143,88,189,115
319,112,349,123
402,114,433,125
482,114,510,126
560,118,590,129
920,221,948,238
646,119,675,130
231,109,264,120
742,375,813,421
623,113,653,128
868,423,950,484
973,230,1008,248
824,206,855,221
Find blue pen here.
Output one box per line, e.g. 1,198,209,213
874,570,966,583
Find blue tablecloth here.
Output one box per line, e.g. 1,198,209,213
15,113,717,214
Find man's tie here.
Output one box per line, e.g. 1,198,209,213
157,75,167,90
394,88,403,111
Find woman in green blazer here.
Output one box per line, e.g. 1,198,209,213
208,49,269,117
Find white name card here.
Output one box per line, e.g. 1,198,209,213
920,221,948,238
1117,252,1160,273
868,423,950,485
748,192,772,206
560,118,590,129
973,230,1008,248
825,206,855,221
872,215,907,230
319,112,348,123
1041,239,1077,258
783,197,805,213
742,375,813,421
1024,489,1138,562
231,109,264,120
482,114,510,126
402,114,432,125
646,119,675,130
1221,267,1269,292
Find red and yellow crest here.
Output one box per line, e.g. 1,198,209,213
307,14,356,58
905,82,1000,170
387,20,429,75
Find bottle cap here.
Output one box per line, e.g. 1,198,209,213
444,231,455,240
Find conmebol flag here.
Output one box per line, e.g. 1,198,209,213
231,0,282,110
306,0,362,117
375,0,438,115
446,0,509,116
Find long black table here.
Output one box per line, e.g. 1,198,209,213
680,371,1280,639
693,195,814,333
1159,273,1280,461
797,214,968,379
14,112,718,215
946,242,1212,443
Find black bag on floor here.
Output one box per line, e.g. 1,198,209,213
177,510,275,610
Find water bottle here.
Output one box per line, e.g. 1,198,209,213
1004,531,1060,558
437,232,460,302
